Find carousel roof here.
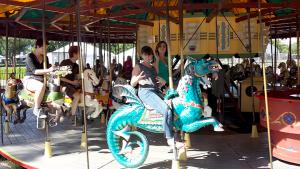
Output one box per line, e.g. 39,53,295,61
0,0,299,42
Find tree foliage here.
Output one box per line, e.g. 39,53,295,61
271,39,299,54
0,37,69,57
101,43,134,55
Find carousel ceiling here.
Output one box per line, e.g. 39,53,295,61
0,0,299,42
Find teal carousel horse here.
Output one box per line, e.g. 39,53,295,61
106,58,224,168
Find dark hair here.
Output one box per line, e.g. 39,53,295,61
69,46,79,58
141,46,154,56
35,38,49,48
155,41,168,57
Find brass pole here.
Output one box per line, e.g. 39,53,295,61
274,35,277,86
107,19,112,86
42,0,49,141
5,20,8,82
165,0,174,89
297,15,300,85
258,0,273,168
75,0,90,168
178,0,184,76
247,8,256,126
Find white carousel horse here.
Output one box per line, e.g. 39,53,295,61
79,69,103,119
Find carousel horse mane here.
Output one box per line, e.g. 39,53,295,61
84,69,99,93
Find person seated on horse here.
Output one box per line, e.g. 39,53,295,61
130,46,177,146
23,38,55,118
60,46,81,118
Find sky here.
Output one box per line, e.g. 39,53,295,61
280,37,298,45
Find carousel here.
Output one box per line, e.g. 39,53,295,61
0,0,299,169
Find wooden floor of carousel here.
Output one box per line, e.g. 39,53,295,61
0,111,299,169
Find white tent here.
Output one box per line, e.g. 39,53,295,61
48,43,115,68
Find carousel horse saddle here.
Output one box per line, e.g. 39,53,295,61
138,108,163,125
24,88,36,96
2,95,18,105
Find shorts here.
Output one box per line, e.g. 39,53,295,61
23,76,42,92
62,84,80,98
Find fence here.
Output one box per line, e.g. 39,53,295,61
0,65,26,88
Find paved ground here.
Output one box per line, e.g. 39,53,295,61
0,110,300,169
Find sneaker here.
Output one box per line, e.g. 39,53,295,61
33,108,47,119
167,138,185,150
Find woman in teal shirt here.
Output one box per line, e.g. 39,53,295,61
154,41,169,86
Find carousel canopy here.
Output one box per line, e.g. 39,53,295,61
0,0,299,43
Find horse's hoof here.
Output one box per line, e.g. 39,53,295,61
59,116,65,123
218,123,224,128
214,126,224,132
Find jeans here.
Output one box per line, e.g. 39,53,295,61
138,88,173,139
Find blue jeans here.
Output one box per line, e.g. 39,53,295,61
138,88,173,139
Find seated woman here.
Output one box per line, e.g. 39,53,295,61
60,46,81,118
23,38,55,118
131,46,179,147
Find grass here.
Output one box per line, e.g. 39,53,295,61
0,155,24,169
0,67,26,80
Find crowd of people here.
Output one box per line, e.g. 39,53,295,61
225,58,298,87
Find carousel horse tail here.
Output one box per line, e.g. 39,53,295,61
106,104,148,168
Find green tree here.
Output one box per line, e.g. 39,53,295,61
48,41,69,52
0,37,34,57
291,42,298,54
271,39,289,54
100,43,134,55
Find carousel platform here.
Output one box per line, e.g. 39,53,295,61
0,111,299,169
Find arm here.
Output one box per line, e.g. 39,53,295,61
130,65,144,87
60,77,76,85
26,56,52,75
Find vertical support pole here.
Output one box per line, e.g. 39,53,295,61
42,0,52,158
76,0,89,168
274,36,277,85
258,0,273,168
99,26,102,64
270,38,274,88
135,27,138,66
13,35,16,74
297,28,300,85
5,21,9,82
178,0,184,77
178,0,188,160
1,104,3,145
107,19,111,85
165,1,179,168
289,29,292,63
93,33,96,68
247,8,258,138
216,13,219,59
70,14,74,45
296,15,300,86
123,38,125,64
165,0,173,89
158,16,161,42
